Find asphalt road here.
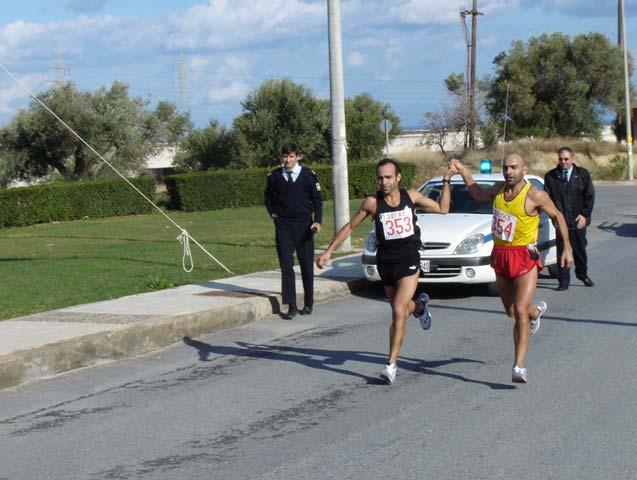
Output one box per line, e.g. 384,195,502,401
1,186,636,480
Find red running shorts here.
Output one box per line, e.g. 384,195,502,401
491,245,543,280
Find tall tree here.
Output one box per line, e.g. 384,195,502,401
423,72,492,153
233,78,329,167
0,82,191,183
344,93,400,161
488,32,631,138
143,101,193,145
175,120,238,171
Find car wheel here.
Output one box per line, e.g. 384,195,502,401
547,264,560,278
485,282,499,296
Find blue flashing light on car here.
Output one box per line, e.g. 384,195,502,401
479,159,493,174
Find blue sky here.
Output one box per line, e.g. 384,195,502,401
1,0,636,130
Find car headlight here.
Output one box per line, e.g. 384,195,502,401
453,234,485,255
364,231,377,253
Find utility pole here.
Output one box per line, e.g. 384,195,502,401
618,0,623,48
461,1,482,150
620,0,634,180
616,0,624,140
327,0,351,251
459,7,470,151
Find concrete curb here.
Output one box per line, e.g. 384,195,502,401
0,276,369,391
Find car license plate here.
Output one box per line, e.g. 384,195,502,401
420,260,430,272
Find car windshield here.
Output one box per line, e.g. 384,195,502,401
418,181,494,214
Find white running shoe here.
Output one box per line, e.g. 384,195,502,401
512,365,528,384
530,301,547,336
381,363,397,384
414,292,432,330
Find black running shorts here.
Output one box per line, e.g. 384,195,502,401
377,259,420,286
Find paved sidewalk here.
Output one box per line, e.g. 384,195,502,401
0,253,368,390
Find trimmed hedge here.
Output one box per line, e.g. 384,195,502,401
165,162,416,212
164,168,268,211
0,176,156,228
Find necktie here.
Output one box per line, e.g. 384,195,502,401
562,170,568,183
286,170,293,182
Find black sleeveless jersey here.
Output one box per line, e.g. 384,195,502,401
374,189,421,264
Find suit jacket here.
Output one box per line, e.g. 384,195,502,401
544,164,595,230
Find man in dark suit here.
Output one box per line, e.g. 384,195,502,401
264,143,322,319
544,147,595,291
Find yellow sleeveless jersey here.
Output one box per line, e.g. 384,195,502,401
492,182,539,246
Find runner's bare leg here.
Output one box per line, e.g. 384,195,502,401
384,272,420,365
496,274,515,318
497,276,541,321
510,268,539,366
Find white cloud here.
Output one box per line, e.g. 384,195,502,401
0,21,47,60
386,0,519,26
165,0,326,51
479,0,522,15
0,72,46,115
347,51,366,67
0,1,330,64
0,16,155,63
521,0,637,17
188,55,212,71
208,81,250,103
202,56,252,103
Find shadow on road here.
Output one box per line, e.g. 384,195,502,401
183,337,513,390
431,304,637,328
598,221,637,238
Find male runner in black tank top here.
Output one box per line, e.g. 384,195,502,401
317,158,456,384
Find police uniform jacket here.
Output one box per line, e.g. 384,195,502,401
264,166,322,224
543,164,595,230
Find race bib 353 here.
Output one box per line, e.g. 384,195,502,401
380,206,414,240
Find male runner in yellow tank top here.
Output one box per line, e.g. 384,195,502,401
451,154,573,383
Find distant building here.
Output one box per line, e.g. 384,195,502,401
600,124,617,142
388,129,470,154
144,145,178,184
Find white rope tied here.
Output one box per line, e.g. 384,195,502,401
177,229,193,273
0,63,232,274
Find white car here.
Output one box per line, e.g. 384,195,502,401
362,171,558,292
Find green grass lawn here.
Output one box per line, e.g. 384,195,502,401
0,200,370,320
